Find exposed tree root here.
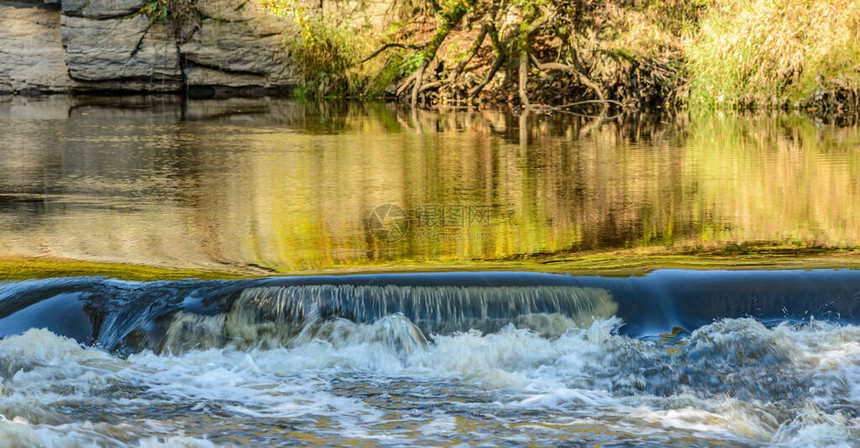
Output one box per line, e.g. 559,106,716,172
468,23,505,99
528,55,606,103
447,25,487,84
359,0,673,114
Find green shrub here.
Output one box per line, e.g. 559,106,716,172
141,0,198,25
263,1,364,98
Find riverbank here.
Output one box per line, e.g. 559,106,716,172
4,247,860,281
2,1,858,118
356,0,860,119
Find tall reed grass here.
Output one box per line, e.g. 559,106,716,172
686,0,860,109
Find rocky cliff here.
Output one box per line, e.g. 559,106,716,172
0,0,300,95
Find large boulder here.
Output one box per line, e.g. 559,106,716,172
0,1,71,93
61,0,146,19
180,0,299,91
61,14,183,91
0,0,300,94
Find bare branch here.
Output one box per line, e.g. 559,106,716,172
529,53,607,103
412,0,476,106
361,43,424,64
447,25,488,83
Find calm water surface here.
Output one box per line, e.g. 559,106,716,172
1,96,858,271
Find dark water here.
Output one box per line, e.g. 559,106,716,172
0,271,859,446
2,270,859,351
1,96,859,271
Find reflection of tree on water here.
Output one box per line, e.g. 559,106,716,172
0,96,858,271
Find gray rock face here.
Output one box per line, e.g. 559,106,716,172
62,0,145,19
61,14,183,91
0,0,300,94
180,0,298,90
0,1,71,92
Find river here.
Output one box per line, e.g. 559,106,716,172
0,96,858,447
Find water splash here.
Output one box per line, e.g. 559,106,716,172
1,315,858,447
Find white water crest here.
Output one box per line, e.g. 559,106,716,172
0,316,858,447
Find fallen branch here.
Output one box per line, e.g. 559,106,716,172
552,99,624,109
419,80,444,92
526,103,624,119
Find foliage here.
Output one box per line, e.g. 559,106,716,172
364,51,423,97
253,0,860,110
262,0,364,98
141,0,198,25
686,0,860,109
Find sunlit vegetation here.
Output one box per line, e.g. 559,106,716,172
130,0,860,112
250,0,860,112
262,0,366,98
260,0,698,109
687,0,860,111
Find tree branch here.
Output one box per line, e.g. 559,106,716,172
447,25,488,83
529,53,606,103
469,23,506,99
361,43,424,64
412,0,475,106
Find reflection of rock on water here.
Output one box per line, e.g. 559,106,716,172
1,97,859,271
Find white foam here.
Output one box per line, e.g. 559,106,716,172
0,317,858,446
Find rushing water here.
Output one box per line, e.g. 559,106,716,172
1,96,859,271
0,271,859,447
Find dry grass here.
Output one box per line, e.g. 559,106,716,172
686,0,860,109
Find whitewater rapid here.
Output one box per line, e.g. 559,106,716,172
1,315,858,447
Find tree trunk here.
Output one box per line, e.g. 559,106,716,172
518,47,529,107
411,0,475,107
